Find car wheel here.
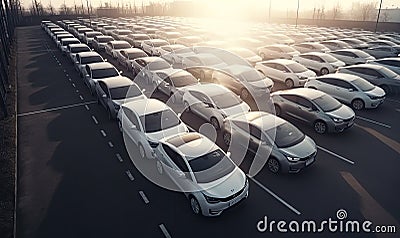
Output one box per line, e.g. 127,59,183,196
138,143,146,159
285,79,294,88
156,160,163,175
314,120,327,134
380,85,390,94
223,132,231,146
267,158,280,174
320,68,329,75
190,196,201,215
210,117,220,130
351,99,364,110
240,88,249,100
184,101,191,112
274,104,281,116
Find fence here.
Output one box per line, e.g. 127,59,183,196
0,0,21,118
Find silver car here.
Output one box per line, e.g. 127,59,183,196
328,49,375,65
337,64,400,94
271,88,355,134
154,132,248,216
257,44,300,60
182,83,251,129
66,43,91,63
92,35,114,51
84,62,120,94
305,73,386,110
368,57,400,75
95,76,146,119
223,111,317,173
74,52,104,77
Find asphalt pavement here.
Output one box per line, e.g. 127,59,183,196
16,25,400,238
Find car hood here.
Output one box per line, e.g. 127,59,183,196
146,122,188,141
220,102,250,117
297,70,316,78
114,95,147,105
331,60,345,68
247,55,262,64
248,78,274,89
365,86,386,97
279,136,316,158
326,104,355,120
199,167,246,198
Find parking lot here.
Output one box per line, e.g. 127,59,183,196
16,20,400,238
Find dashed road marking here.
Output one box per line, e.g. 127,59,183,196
116,153,123,162
125,170,134,180
100,130,107,137
108,141,114,148
355,116,391,129
91,115,98,124
139,190,150,204
17,101,96,117
317,145,355,165
72,83,76,88
159,224,172,238
79,95,84,100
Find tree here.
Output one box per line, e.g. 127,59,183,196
331,2,341,20
351,1,377,21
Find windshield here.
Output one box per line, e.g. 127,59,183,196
110,85,142,100
321,54,338,63
351,78,375,92
380,67,398,78
148,60,170,70
136,35,150,40
127,52,147,59
81,56,103,64
92,68,119,79
140,109,181,133
171,74,198,87
354,50,372,58
239,70,264,82
287,63,308,73
189,149,235,183
98,37,112,43
265,122,305,148
71,47,90,53
312,95,341,112
202,56,223,66
114,43,131,49
211,93,242,109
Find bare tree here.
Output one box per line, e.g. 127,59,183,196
381,11,390,22
351,1,377,21
331,2,341,20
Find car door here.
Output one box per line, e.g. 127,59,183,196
279,95,302,120
98,81,111,109
189,91,214,120
329,78,356,103
275,64,289,82
292,96,317,124
121,107,143,146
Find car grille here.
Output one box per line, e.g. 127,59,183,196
300,151,317,161
219,184,246,203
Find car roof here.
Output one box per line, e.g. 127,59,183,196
121,48,146,53
98,76,134,88
110,40,130,44
164,132,218,159
95,35,113,39
76,51,101,57
68,43,90,48
184,83,230,96
87,62,115,70
377,57,400,62
137,56,166,63
300,52,329,57
227,111,286,131
274,87,325,99
221,64,255,75
317,73,362,82
61,38,80,42
264,59,296,65
342,63,383,70
123,98,170,116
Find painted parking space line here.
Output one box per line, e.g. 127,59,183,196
108,141,114,148
316,145,355,165
85,105,90,110
116,153,123,162
91,115,98,124
100,130,107,137
386,98,400,104
139,190,150,204
247,175,301,215
79,95,84,100
159,224,172,238
17,101,96,117
125,170,134,181
355,116,391,129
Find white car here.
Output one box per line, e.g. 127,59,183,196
83,62,121,94
292,42,330,54
257,44,300,60
182,53,227,70
328,49,376,65
104,40,132,59
255,59,316,88
123,33,151,48
320,40,352,51
60,38,80,54
117,98,189,159
66,43,91,63
82,31,103,45
158,44,196,64
131,56,173,83
182,83,251,129
293,52,345,75
305,73,386,110
74,51,104,77
141,39,170,56
227,47,262,66
116,48,148,71
154,132,248,216
92,35,114,51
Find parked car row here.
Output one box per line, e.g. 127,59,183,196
41,16,400,217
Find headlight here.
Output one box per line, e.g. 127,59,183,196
202,193,221,204
367,94,380,100
147,140,159,148
331,117,343,123
221,113,227,118
287,156,300,162
299,76,307,80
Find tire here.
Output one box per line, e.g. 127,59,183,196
184,101,191,112
240,88,249,100
190,196,202,215
285,79,294,88
274,104,281,116
320,68,329,75
351,99,364,110
267,158,280,174
138,143,146,159
210,117,220,130
223,132,231,146
314,120,327,134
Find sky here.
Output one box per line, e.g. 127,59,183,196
21,0,400,11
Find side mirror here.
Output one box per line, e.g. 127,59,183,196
177,112,182,118
119,71,123,74
226,151,231,158
85,74,89,78
104,59,107,62
141,88,146,93
348,88,354,92
102,94,107,98
176,170,185,178
130,124,137,130
164,82,170,86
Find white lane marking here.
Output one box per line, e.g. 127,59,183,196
63,69,66,72
91,115,98,124
79,95,84,100
17,101,96,117
68,78,71,82
125,170,134,181
317,145,355,165
386,98,400,104
85,105,90,110
247,175,301,215
396,109,400,113
355,116,391,129
139,191,150,204
72,83,76,88
116,153,123,162
159,224,172,238
108,141,114,148
100,130,107,137
76,89,79,93
66,73,69,77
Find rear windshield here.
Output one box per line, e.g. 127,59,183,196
265,122,305,148
170,74,198,87
81,56,103,64
110,85,142,100
113,43,131,49
92,68,119,79
71,47,90,53
97,37,112,43
140,109,181,133
287,63,308,73
211,93,242,109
